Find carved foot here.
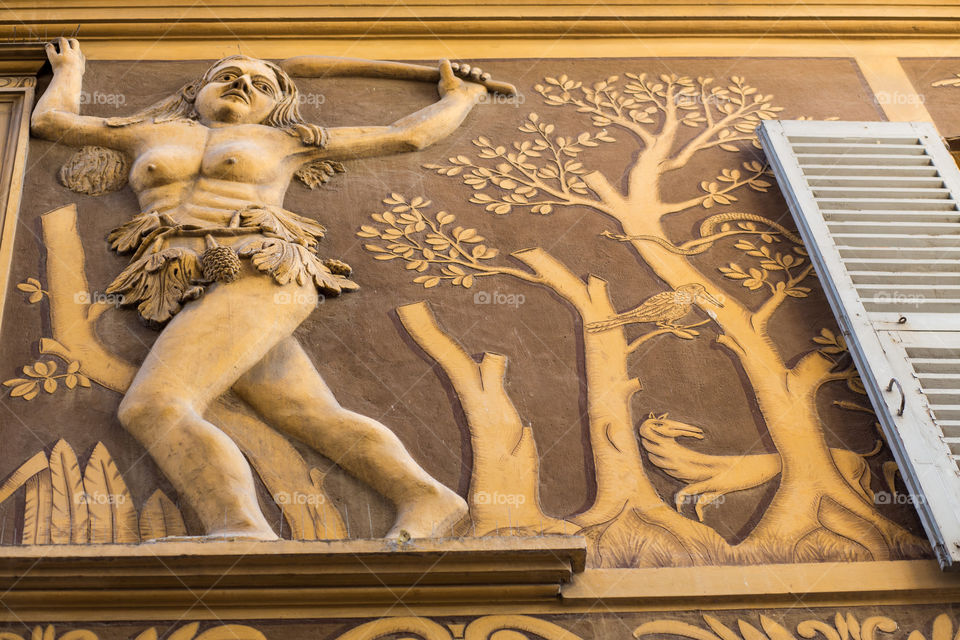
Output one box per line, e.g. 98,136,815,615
387,486,468,539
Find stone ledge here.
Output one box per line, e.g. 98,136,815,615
0,43,48,75
561,560,960,610
0,536,585,620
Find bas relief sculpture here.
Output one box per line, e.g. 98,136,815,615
27,38,511,540
0,42,932,564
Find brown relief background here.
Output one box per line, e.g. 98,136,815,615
0,55,929,563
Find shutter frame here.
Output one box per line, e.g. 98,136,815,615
760,119,960,568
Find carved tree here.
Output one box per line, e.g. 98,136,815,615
361,72,927,565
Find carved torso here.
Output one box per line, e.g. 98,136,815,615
127,121,301,227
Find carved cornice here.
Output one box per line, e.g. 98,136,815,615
0,43,47,75
0,537,586,621
0,2,959,41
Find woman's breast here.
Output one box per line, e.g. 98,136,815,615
200,140,284,184
129,146,200,190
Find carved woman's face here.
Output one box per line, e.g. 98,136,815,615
194,58,283,125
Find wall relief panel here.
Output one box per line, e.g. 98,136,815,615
0,45,930,566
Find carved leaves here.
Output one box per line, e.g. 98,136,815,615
813,328,864,395
933,74,960,88
3,625,265,640
636,614,797,640
0,439,187,544
16,277,47,304
105,244,205,327
699,161,773,208
536,72,783,152
358,195,503,289
813,328,847,355
237,237,357,295
3,355,90,401
720,232,811,298
139,489,187,540
84,442,139,543
49,439,89,544
424,113,613,216
633,611,938,640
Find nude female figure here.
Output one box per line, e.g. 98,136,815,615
31,38,491,540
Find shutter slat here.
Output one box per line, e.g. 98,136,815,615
760,119,960,569
846,259,959,272
849,271,960,284
817,199,956,210
828,221,960,234
838,246,960,259
812,187,951,199
798,154,932,166
808,176,944,188
823,211,960,223
802,164,940,177
792,142,927,155
835,234,960,246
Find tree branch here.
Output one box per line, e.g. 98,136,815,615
661,168,767,215
753,263,815,331
627,320,711,354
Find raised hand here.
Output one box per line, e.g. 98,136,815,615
45,37,85,75
437,59,486,98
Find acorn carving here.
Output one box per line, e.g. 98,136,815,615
323,258,352,277
201,234,242,283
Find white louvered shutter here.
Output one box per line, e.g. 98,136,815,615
759,120,960,568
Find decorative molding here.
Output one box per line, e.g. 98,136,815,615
2,3,960,46
0,44,47,75
563,560,960,610
7,609,960,639
0,74,34,339
0,537,585,621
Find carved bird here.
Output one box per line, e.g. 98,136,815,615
586,283,723,333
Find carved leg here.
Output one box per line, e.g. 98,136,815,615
232,337,467,539
118,269,318,539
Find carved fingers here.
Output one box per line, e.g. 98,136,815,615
45,37,85,74
450,61,492,83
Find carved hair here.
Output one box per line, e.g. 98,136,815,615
59,145,130,195
104,55,326,147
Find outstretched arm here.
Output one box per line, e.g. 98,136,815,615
314,60,488,161
31,38,140,150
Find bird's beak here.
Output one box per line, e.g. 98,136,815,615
699,291,724,308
